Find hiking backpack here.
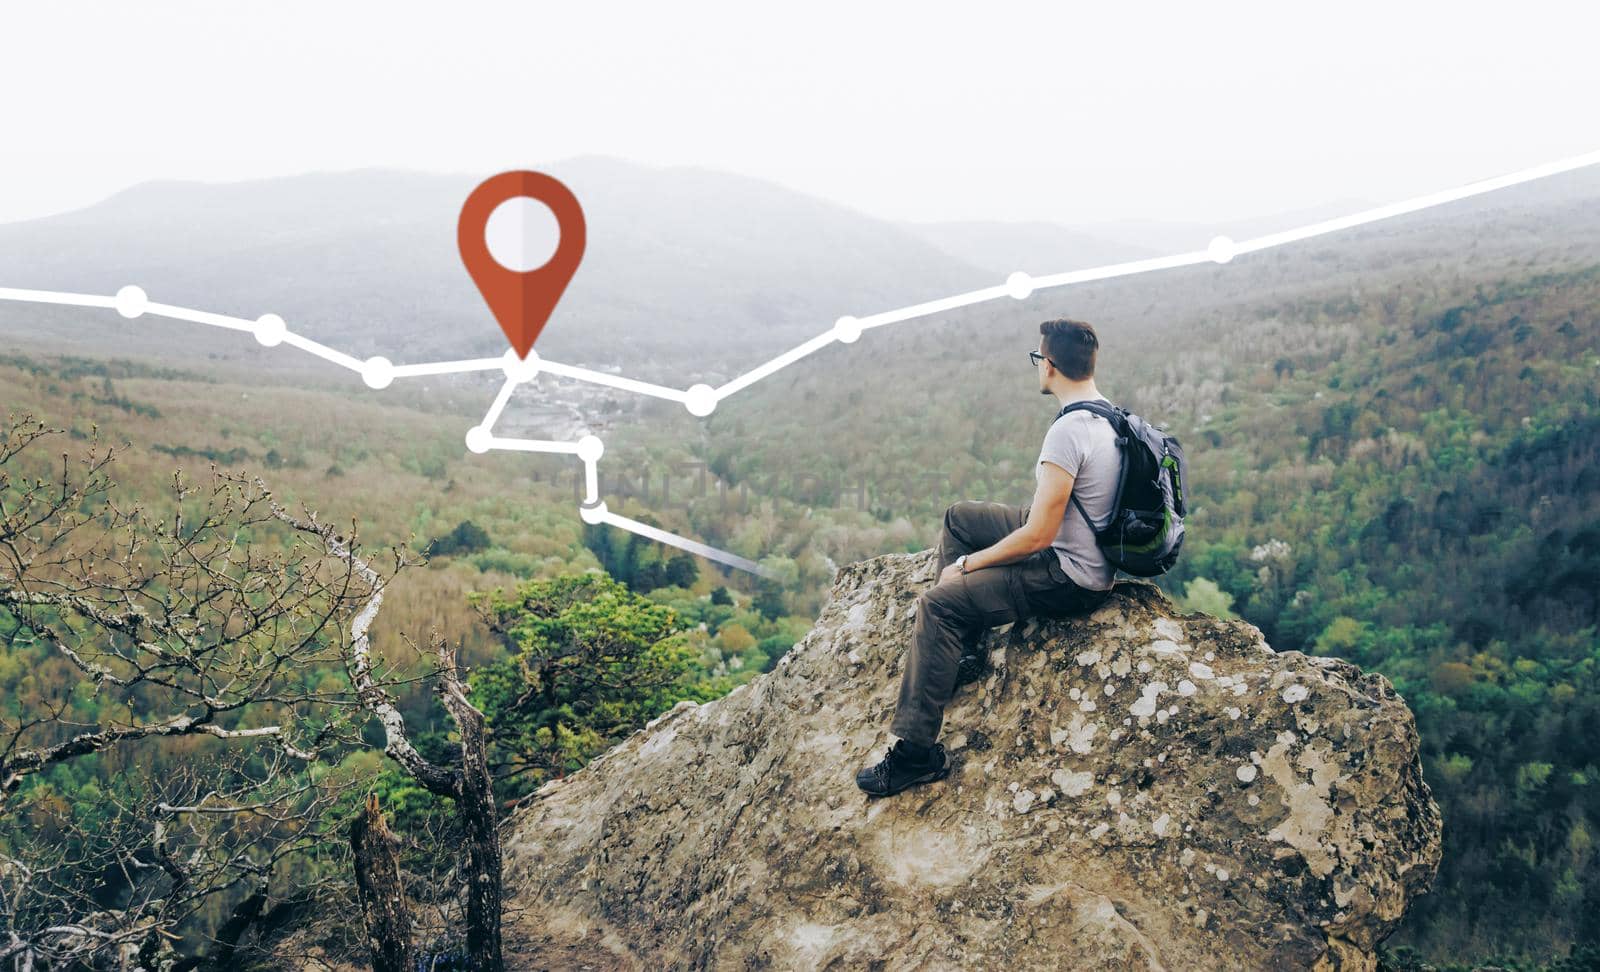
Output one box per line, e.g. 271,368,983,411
1053,399,1188,577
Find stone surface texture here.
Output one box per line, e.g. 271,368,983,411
500,549,1443,971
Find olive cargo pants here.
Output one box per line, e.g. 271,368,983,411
890,500,1114,746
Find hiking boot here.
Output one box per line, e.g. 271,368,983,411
954,651,988,688
856,740,949,797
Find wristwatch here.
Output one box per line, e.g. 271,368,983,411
955,555,970,574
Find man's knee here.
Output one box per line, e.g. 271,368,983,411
918,583,966,620
943,499,981,534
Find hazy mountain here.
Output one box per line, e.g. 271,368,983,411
0,157,994,380
1078,197,1383,253
2,159,1597,389
897,219,1157,277
900,198,1401,274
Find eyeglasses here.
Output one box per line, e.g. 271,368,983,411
1028,350,1058,369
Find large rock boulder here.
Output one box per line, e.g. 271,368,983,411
501,550,1442,970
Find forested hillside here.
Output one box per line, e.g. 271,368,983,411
688,254,1600,963
2,161,1597,967
0,355,814,965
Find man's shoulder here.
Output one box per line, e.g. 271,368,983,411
1052,398,1115,418
1041,409,1119,466
1055,408,1105,425
1047,405,1115,436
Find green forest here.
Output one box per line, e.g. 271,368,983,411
2,228,1598,967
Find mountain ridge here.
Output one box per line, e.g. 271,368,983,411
4,158,1597,385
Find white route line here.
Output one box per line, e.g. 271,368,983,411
391,357,503,378
538,358,690,403
3,146,1598,579
479,376,520,429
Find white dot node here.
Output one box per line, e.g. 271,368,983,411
254,313,287,347
464,426,493,454
361,356,394,389
501,347,542,382
579,501,608,525
1208,236,1236,264
833,315,862,343
685,384,717,417
115,285,147,319
1006,271,1034,300
576,435,604,463
485,196,561,273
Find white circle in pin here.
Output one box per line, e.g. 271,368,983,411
485,197,561,273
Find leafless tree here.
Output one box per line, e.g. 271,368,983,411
0,412,505,965
1,414,505,971
0,416,383,968
275,506,503,972
0,416,397,969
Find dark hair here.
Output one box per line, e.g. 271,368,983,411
1039,318,1098,380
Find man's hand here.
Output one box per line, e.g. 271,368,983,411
938,562,966,586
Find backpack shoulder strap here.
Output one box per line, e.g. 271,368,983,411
1051,398,1124,534
1070,491,1097,534
1054,398,1121,425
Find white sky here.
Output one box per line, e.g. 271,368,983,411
2,0,1597,227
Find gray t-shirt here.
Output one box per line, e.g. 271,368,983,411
1036,400,1120,591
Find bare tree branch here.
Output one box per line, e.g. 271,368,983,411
269,500,456,797
0,415,386,968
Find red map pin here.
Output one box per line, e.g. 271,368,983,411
458,170,586,359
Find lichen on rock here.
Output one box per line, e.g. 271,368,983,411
501,549,1442,971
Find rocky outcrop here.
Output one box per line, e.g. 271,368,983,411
501,550,1442,971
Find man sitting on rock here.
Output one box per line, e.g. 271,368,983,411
857,318,1122,797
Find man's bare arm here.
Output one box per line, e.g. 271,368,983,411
962,462,1074,572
